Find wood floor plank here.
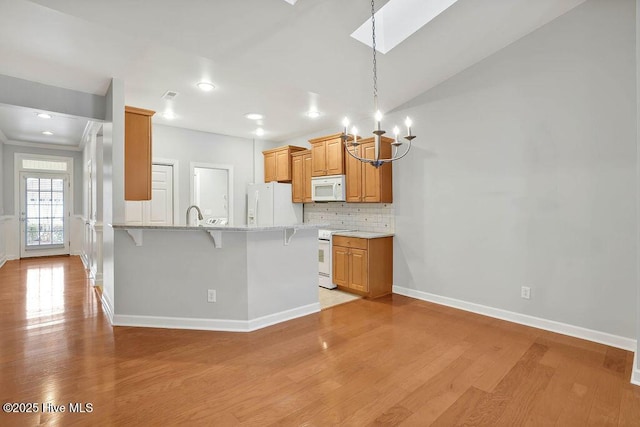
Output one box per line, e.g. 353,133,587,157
0,256,638,426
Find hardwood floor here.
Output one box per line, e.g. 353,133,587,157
0,256,638,426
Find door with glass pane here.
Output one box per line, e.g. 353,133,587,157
20,173,70,258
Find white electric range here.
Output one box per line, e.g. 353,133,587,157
318,227,353,289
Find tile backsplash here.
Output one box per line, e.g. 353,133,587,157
304,202,395,233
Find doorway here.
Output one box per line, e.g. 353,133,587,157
190,163,234,226
19,172,70,258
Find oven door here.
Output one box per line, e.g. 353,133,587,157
318,238,335,288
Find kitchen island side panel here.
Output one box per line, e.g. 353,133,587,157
114,229,249,320
246,228,319,319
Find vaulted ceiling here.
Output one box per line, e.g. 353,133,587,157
0,0,586,145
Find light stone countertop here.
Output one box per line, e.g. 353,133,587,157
110,223,327,232
333,231,395,239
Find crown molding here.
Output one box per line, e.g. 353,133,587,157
5,139,82,152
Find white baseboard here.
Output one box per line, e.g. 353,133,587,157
113,303,321,333
393,286,637,352
0,253,6,269
80,252,89,270
100,292,114,325
632,352,640,386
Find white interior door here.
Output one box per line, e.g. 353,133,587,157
125,164,173,225
20,172,70,258
149,164,173,225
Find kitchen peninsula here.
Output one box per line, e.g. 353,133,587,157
109,223,322,332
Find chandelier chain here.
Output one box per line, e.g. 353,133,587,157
371,0,378,110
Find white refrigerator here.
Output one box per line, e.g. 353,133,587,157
247,183,303,226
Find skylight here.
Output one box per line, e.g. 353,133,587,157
351,0,460,54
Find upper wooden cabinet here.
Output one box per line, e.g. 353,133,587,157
345,136,393,203
309,133,345,177
125,106,155,201
263,145,307,183
291,149,312,203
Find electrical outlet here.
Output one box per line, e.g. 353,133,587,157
521,286,531,300
207,289,216,303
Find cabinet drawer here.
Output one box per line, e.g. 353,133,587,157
332,236,368,250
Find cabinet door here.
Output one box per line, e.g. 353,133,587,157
361,143,381,202
303,153,313,202
332,245,349,287
349,248,369,293
291,155,304,203
125,110,153,200
275,149,290,181
311,143,327,176
264,152,276,182
345,145,362,202
326,138,344,175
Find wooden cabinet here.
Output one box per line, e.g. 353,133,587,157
263,145,307,182
291,150,312,203
345,136,393,203
332,235,393,298
309,133,345,177
125,106,155,201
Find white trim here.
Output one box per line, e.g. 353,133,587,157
0,128,7,144
393,286,637,352
6,139,82,152
631,353,640,386
248,303,320,331
0,254,6,269
100,292,114,325
189,162,234,226
113,303,320,332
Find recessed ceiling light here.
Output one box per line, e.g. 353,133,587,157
37,113,52,119
255,128,265,137
197,81,215,92
245,113,264,120
306,110,321,119
42,131,54,136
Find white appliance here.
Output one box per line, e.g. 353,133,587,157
318,227,353,289
311,175,346,202
247,183,303,226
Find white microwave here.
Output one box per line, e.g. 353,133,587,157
311,175,346,202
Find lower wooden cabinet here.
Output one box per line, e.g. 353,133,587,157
332,235,393,298
291,149,312,203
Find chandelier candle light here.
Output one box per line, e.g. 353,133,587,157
341,0,416,168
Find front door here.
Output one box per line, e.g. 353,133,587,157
20,173,70,258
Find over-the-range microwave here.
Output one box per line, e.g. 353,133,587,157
311,175,346,202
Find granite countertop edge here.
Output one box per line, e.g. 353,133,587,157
333,231,395,239
110,223,328,232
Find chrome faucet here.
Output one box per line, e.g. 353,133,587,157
186,205,204,226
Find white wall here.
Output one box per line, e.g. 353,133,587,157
152,124,280,226
635,0,640,382
0,141,4,266
390,0,636,339
101,78,125,319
